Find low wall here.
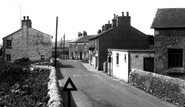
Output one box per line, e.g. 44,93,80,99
129,69,185,106
31,58,63,107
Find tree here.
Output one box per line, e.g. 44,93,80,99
83,30,87,36
97,29,102,34
78,32,82,37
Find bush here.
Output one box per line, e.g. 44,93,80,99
129,69,185,106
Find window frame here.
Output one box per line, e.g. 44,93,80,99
168,48,183,68
6,54,11,61
116,53,119,66
6,40,12,48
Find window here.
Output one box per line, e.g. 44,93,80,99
41,55,45,61
6,40,12,48
116,53,119,65
6,54,11,61
168,49,183,68
124,54,127,63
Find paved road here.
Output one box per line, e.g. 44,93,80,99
57,59,177,107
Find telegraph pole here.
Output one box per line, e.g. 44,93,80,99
55,17,58,68
63,34,65,59
61,37,63,58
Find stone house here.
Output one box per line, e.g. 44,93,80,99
69,35,95,60
89,12,150,70
151,8,185,75
2,16,53,62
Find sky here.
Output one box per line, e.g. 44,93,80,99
0,0,184,44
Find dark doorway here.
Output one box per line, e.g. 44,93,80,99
144,57,154,72
80,52,82,60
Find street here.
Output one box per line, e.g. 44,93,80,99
56,59,177,107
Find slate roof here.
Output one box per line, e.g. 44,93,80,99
151,8,185,28
89,27,116,40
70,35,96,43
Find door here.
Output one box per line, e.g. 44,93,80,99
144,57,154,72
80,52,82,60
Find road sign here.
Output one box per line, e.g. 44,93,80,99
62,77,77,91
62,77,77,107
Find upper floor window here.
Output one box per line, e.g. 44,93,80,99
168,49,183,68
6,40,12,48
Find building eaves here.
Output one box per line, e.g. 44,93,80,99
151,8,185,28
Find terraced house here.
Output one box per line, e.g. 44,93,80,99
89,12,150,70
2,16,53,62
151,8,185,75
69,35,95,60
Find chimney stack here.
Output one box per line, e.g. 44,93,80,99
105,21,112,30
117,12,131,26
21,16,32,28
112,14,117,27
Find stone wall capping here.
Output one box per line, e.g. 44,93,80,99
31,59,64,107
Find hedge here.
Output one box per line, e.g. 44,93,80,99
129,69,185,107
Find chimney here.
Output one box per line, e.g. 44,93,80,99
112,14,117,27
118,12,131,26
21,16,32,28
102,25,106,31
105,21,112,30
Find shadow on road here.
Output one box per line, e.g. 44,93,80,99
56,60,77,107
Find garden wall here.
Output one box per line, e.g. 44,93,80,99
129,69,185,106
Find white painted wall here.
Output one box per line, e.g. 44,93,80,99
112,51,129,82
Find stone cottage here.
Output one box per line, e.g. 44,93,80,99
89,12,150,70
2,16,53,62
151,8,185,75
69,35,95,60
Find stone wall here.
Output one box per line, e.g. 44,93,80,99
154,29,185,74
3,27,52,62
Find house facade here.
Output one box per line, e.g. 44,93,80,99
107,49,154,82
2,16,52,62
151,8,185,75
69,35,95,60
89,12,150,70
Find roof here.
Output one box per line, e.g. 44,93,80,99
3,28,53,39
3,29,22,39
151,8,185,28
70,35,96,43
89,27,116,40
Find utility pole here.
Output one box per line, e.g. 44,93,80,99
63,33,65,59
55,17,58,68
61,37,63,58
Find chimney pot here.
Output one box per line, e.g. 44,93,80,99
122,12,124,16
108,20,110,24
23,16,26,20
27,16,29,20
126,12,129,16
114,14,116,18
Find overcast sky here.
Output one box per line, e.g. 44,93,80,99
0,0,184,44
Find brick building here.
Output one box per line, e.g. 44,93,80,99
151,8,185,74
2,16,53,62
89,12,150,70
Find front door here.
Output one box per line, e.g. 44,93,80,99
144,57,154,72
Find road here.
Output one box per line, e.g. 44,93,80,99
56,59,177,107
